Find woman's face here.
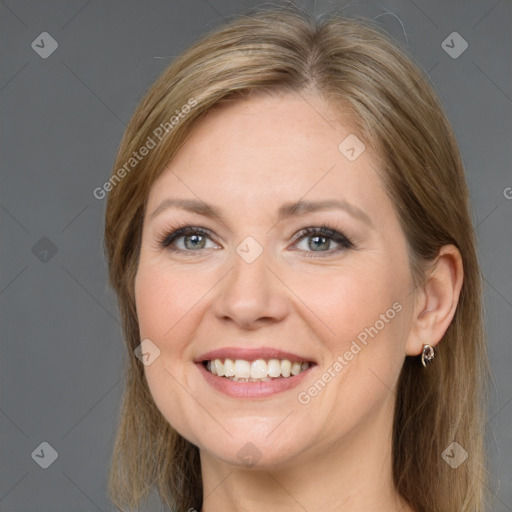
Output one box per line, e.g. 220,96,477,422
134,92,418,469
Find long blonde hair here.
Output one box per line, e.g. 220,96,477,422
104,5,490,511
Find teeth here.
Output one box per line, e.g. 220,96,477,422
205,358,311,380
214,359,224,377
280,359,291,377
268,359,281,378
234,359,251,379
251,359,267,379
224,358,235,377
291,362,302,376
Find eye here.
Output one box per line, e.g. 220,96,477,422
155,222,355,257
156,224,219,253
291,225,354,258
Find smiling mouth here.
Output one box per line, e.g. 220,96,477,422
203,358,313,382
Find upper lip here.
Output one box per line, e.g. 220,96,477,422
194,346,316,364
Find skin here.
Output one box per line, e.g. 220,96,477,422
134,91,463,512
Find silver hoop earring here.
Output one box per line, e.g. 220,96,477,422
421,344,435,367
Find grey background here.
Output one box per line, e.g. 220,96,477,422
1,0,511,510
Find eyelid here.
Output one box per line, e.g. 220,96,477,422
289,225,354,252
158,225,219,249
155,222,354,257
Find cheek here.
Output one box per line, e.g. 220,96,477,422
135,269,173,341
286,262,404,350
287,260,409,417
134,263,209,446
292,268,407,431
135,261,209,343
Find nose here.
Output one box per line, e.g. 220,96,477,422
211,244,289,330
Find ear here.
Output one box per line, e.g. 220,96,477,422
405,244,464,357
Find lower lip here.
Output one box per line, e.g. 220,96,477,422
196,362,315,398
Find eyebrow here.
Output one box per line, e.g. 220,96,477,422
149,198,374,228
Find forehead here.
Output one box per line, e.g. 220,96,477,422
146,92,389,225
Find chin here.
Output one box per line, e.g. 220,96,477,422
190,417,317,470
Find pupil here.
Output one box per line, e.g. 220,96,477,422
185,234,204,250
310,235,329,251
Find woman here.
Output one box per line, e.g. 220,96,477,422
104,5,490,512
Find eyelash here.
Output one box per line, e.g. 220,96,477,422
154,222,355,258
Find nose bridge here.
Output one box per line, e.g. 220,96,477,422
212,236,287,327
232,237,269,290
